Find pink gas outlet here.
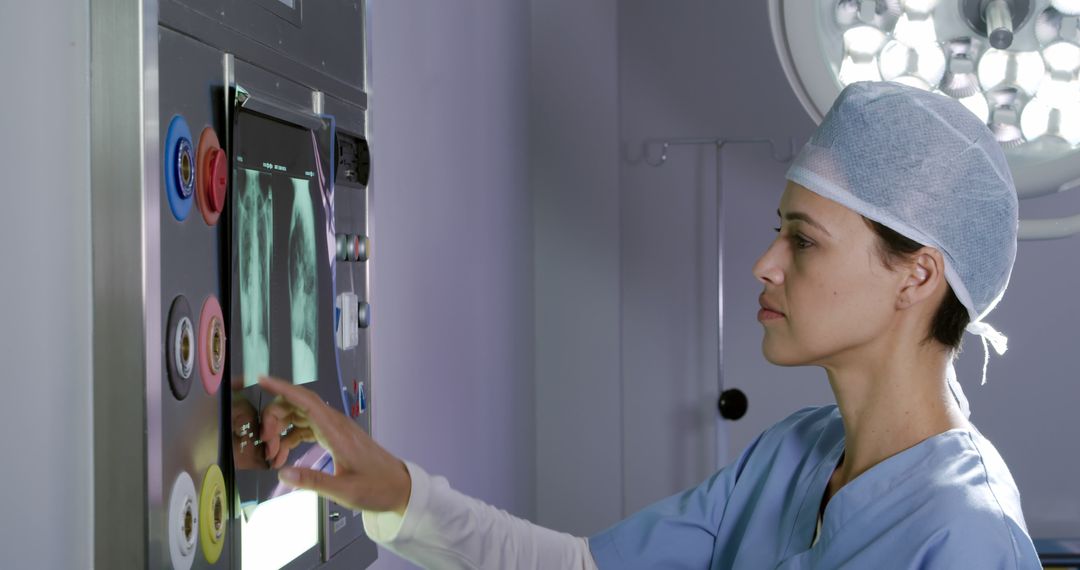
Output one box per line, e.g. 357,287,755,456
198,295,226,395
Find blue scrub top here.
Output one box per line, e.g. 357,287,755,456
589,405,1041,569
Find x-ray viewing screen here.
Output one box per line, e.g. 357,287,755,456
229,106,343,560
230,109,334,390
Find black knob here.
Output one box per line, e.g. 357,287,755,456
356,138,371,187
718,388,748,420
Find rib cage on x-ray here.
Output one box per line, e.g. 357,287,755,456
288,178,318,384
237,169,272,388
237,168,319,387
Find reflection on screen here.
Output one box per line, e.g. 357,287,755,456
231,106,340,570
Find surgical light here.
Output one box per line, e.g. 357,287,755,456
770,0,1080,239
941,39,983,97
840,56,885,84
879,39,947,85
1052,0,1080,15
960,91,993,121
977,49,1046,94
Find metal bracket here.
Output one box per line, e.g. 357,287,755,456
625,137,797,167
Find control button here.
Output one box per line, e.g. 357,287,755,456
346,380,366,418
336,234,349,261
357,302,371,329
350,235,362,261
335,234,370,262
353,235,370,262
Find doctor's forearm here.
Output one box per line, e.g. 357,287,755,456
363,462,599,570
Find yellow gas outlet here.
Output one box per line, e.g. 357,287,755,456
200,464,227,564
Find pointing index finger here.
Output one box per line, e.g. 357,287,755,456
257,376,330,420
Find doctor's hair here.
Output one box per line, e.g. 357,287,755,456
863,217,969,352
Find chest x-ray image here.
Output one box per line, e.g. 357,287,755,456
236,169,319,386
288,179,318,384
229,108,343,508
237,169,273,388
232,111,328,390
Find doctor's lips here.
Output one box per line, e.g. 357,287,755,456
758,296,785,321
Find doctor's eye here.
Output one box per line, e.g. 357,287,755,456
774,227,812,249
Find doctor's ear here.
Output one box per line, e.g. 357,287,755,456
897,249,944,309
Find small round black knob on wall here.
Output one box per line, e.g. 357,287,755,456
718,388,748,420
357,138,371,187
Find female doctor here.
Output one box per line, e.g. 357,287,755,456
256,82,1043,568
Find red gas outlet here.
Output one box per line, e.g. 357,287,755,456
196,127,227,225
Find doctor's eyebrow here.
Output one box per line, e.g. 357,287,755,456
777,208,832,238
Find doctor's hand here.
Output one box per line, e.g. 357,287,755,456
256,375,412,516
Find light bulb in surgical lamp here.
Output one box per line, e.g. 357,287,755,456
958,92,992,123
1035,76,1080,108
1044,40,1080,69
1036,8,1080,46
1034,42,1080,115
903,0,939,17
978,49,1046,95
895,75,934,90
844,26,887,58
879,39,946,86
837,0,902,29
987,86,1029,147
941,39,984,98
1052,0,1080,16
1022,97,1080,145
893,13,939,45
840,56,884,85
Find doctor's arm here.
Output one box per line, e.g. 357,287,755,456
256,376,599,570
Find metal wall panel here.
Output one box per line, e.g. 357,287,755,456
93,1,374,567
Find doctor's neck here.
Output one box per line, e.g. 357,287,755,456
822,339,969,488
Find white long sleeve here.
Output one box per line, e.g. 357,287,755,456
362,461,599,570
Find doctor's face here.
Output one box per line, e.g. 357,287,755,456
752,182,902,368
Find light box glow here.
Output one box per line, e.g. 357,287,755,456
240,489,319,570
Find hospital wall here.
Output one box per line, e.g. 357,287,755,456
3,3,1074,569
531,0,625,536
532,0,1080,543
366,2,535,569
0,3,94,569
0,2,536,569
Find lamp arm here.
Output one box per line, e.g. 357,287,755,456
1018,214,1080,240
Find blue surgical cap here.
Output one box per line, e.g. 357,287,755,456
786,81,1019,400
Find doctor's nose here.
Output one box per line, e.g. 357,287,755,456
752,248,784,287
